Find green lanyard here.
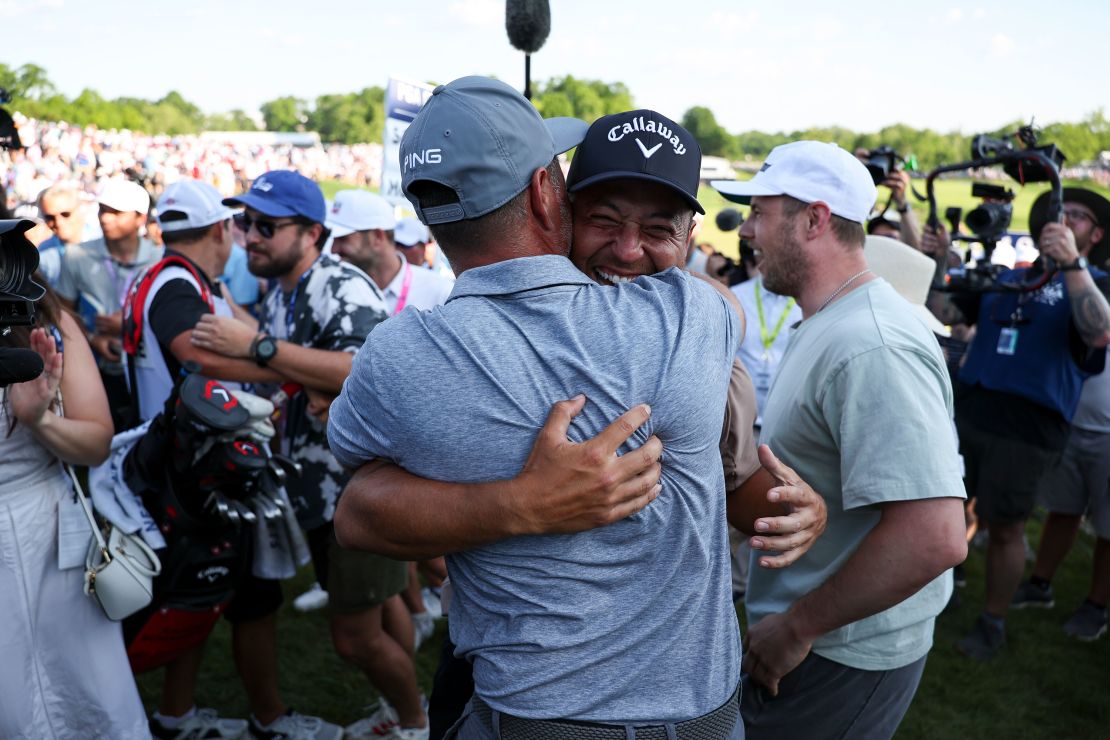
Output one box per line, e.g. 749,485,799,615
754,279,796,356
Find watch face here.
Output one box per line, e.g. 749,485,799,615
257,337,277,360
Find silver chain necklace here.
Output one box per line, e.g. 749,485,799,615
816,269,872,313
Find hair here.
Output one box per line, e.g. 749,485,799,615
409,160,562,251
781,196,865,248
36,183,80,211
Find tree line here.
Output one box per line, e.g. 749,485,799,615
2,63,1106,168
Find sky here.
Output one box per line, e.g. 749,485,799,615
2,0,1106,135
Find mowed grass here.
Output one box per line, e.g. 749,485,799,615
134,512,1110,738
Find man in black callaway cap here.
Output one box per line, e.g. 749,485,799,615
329,78,825,738
922,186,1110,659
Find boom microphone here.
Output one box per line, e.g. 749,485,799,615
0,347,44,386
505,0,550,100
506,0,550,53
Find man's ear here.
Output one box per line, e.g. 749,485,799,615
1091,225,1105,253
805,202,833,240
527,166,560,234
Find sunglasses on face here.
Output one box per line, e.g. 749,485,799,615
42,211,72,223
233,212,301,239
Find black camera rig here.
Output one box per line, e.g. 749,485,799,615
926,124,1065,293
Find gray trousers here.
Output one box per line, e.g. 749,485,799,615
740,652,926,740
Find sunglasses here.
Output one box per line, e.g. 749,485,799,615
42,211,73,223
233,212,301,239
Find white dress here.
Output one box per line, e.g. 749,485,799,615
0,398,150,739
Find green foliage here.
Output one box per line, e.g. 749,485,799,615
533,76,634,122
306,87,385,144
681,106,732,157
259,96,308,132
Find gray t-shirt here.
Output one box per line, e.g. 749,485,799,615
56,236,163,321
1072,350,1110,433
329,255,741,722
749,279,965,671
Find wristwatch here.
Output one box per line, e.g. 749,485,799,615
896,202,910,214
250,333,278,367
1060,255,1089,272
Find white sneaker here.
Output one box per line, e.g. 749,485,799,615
249,710,342,739
150,707,248,739
293,583,328,612
344,699,398,740
421,587,443,619
381,724,430,740
413,611,436,651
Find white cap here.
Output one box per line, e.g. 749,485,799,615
157,179,239,232
394,216,430,247
864,235,950,337
326,190,395,238
712,141,877,224
97,178,150,215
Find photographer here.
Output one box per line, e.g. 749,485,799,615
942,187,1110,659
857,149,922,250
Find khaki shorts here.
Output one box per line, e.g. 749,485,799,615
1039,426,1110,539
320,528,408,614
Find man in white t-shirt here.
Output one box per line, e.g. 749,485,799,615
328,190,453,313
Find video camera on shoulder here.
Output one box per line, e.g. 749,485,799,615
926,123,1065,294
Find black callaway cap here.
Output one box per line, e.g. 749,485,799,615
567,109,704,214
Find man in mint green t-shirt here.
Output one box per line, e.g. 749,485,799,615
714,141,967,740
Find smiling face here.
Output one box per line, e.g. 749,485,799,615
570,179,693,285
740,195,811,297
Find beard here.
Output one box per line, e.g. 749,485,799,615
759,219,810,297
248,244,304,280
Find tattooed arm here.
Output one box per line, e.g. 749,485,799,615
1040,222,1110,348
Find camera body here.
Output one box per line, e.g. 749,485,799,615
0,220,45,329
964,183,1015,244
864,146,901,186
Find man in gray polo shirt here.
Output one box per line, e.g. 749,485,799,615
329,77,746,737
713,143,967,740
56,178,161,431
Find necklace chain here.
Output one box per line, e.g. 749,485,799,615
816,269,872,313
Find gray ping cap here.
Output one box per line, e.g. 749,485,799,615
400,76,587,225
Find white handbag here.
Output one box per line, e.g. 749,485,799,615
67,462,162,621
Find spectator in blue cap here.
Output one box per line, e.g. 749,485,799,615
187,169,389,739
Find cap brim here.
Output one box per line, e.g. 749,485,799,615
915,305,950,337
710,179,781,205
223,193,298,218
326,221,357,238
160,205,239,233
570,170,705,214
544,117,588,155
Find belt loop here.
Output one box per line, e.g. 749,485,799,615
491,708,503,739
624,727,636,740
665,724,678,740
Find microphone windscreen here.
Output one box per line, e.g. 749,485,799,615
715,208,744,232
0,347,44,386
505,0,551,54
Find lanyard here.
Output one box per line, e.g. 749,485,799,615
284,265,314,338
392,261,413,316
754,279,796,355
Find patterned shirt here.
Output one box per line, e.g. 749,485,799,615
258,253,387,530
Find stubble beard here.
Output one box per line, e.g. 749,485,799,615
249,243,304,280
760,219,810,298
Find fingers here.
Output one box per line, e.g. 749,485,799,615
606,480,662,523
538,395,586,443
757,444,798,486
592,403,652,455
742,653,779,697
